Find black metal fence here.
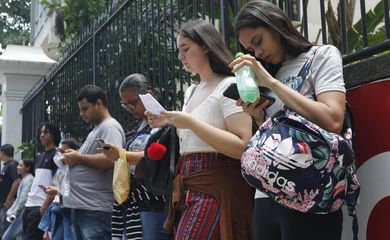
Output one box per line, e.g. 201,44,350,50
22,0,390,145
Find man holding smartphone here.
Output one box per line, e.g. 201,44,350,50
62,85,125,240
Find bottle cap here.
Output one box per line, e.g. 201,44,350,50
235,52,244,59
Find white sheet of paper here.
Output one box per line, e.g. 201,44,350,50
139,93,166,115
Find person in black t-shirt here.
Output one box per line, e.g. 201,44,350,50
0,144,19,236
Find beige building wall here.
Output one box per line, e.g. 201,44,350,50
30,0,61,60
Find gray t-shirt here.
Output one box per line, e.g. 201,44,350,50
63,117,125,212
266,45,345,117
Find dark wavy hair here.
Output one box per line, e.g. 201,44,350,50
61,138,82,150
0,144,14,157
77,85,107,106
22,159,35,176
234,0,313,58
38,122,61,146
119,73,164,106
178,19,234,76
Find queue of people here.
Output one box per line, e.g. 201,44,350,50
1,1,353,240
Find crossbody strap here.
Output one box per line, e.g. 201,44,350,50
282,46,320,112
185,84,198,105
296,46,320,93
168,124,176,188
167,85,197,196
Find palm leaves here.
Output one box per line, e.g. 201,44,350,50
346,0,388,52
326,0,388,53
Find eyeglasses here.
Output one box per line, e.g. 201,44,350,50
120,99,139,110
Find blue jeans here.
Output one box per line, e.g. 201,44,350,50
49,207,74,240
140,211,172,240
2,214,24,240
0,205,10,236
71,209,111,240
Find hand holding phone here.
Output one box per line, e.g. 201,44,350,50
102,145,112,151
98,143,119,161
95,139,112,151
38,185,47,192
223,83,275,108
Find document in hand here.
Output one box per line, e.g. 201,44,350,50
139,93,166,115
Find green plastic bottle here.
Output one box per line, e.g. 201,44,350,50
234,52,260,103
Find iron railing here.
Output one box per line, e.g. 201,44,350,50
21,0,390,146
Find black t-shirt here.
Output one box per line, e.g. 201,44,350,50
0,159,19,204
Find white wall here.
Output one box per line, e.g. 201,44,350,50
0,45,56,159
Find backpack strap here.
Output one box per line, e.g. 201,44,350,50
168,124,177,195
167,84,197,185
173,84,197,177
353,214,359,240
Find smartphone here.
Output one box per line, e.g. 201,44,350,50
102,145,112,151
223,83,275,105
94,138,105,144
38,185,47,192
94,139,112,151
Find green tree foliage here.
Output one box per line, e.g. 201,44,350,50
16,139,37,161
0,0,30,50
40,0,125,42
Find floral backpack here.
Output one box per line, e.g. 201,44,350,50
241,46,360,238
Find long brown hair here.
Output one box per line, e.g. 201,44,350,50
179,19,234,76
234,0,313,58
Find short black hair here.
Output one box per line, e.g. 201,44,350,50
61,138,82,150
38,122,62,146
0,144,14,157
77,85,107,106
